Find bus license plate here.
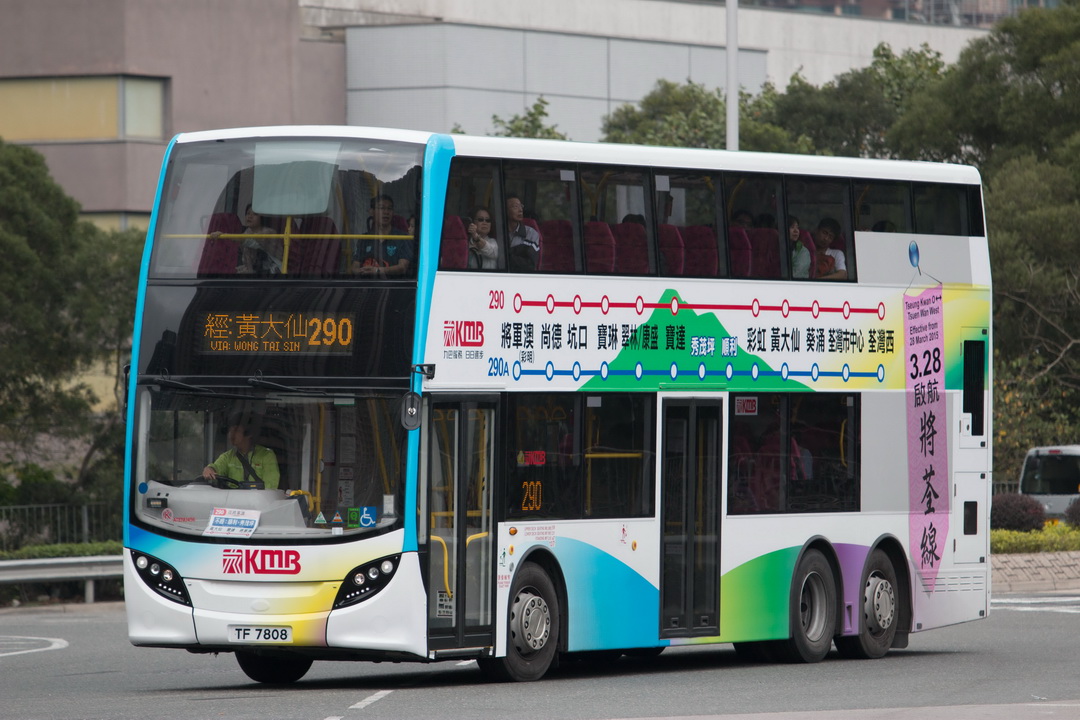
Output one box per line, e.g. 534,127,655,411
228,626,292,643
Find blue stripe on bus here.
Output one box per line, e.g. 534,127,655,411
124,134,179,547
402,133,456,553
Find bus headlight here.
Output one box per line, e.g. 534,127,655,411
131,550,191,606
334,554,400,609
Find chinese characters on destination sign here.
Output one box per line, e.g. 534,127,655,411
201,312,354,355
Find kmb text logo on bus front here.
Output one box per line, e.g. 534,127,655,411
222,548,301,575
443,320,484,347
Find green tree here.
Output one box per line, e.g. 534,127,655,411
985,153,1080,391
601,79,812,153
889,1,1080,171
0,140,141,482
772,43,944,158
0,140,99,444
490,97,569,140
993,353,1076,490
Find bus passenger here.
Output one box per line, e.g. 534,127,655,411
201,413,281,490
353,194,414,278
506,195,540,271
789,216,810,279
731,208,754,229
238,204,281,274
467,206,499,269
813,217,847,280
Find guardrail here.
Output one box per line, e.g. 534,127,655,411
0,555,123,604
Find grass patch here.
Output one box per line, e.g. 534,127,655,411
991,523,1080,553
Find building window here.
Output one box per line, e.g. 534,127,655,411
0,76,165,142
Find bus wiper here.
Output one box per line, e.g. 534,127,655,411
154,376,218,394
153,376,251,399
247,372,328,396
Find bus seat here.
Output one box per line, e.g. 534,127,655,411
289,216,340,275
658,224,684,276
728,226,751,277
440,215,469,270
749,227,781,279
198,212,243,275
612,222,650,275
682,225,718,277
584,221,616,274
538,219,575,272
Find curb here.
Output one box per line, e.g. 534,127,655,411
992,551,1080,594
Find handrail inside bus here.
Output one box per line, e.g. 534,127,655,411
429,534,452,599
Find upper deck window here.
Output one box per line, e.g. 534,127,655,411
150,137,423,279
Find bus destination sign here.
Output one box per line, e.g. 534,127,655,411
201,312,354,355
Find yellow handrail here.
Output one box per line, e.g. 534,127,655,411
466,531,489,548
430,534,452,599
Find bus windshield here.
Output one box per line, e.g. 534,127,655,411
149,136,423,278
132,388,406,540
1020,450,1080,495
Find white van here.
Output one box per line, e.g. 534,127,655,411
1018,446,1080,520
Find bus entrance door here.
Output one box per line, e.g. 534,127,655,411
426,401,496,651
660,398,722,639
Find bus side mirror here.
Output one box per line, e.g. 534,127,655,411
400,391,422,431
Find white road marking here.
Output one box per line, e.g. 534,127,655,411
456,659,475,666
350,690,393,710
0,635,69,658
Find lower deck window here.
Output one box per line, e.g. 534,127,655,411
728,393,859,514
506,393,655,520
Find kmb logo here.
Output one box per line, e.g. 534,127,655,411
222,548,301,575
443,320,484,347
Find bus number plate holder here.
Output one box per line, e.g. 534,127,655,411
228,625,293,643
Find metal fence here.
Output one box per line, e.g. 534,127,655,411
0,503,122,552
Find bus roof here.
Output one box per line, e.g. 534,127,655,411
171,125,982,186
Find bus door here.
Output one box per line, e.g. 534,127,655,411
425,400,496,650
660,397,722,638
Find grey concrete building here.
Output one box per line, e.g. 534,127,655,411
1,0,989,226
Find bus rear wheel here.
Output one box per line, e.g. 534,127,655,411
836,549,899,659
478,562,559,682
235,651,313,684
780,548,837,663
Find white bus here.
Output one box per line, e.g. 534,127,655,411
1019,446,1080,520
125,126,991,683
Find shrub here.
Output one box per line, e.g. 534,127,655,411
991,493,1045,532
991,525,1080,553
1065,497,1080,528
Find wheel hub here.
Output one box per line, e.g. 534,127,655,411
511,589,551,654
864,574,895,635
800,572,829,641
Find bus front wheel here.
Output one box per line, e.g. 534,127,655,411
478,562,560,682
835,549,899,659
781,548,837,663
235,651,313,684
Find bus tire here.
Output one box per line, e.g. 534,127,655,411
479,562,559,682
835,549,899,659
235,651,313,684
780,548,836,663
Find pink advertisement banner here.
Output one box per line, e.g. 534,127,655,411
905,285,948,591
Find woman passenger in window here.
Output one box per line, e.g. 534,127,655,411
466,206,499,269
813,217,847,280
789,215,810,279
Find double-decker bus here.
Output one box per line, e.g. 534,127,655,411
125,126,991,683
